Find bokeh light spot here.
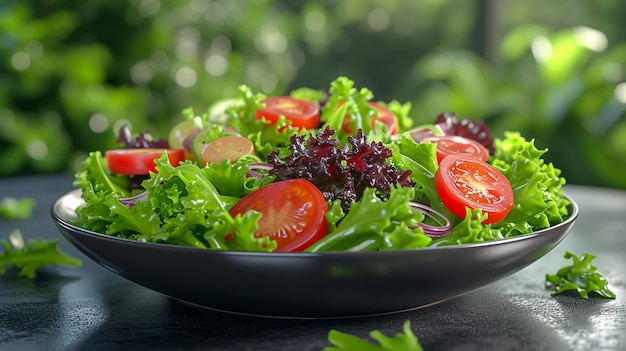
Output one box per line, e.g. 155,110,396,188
531,36,553,63
574,26,607,52
25,41,44,59
367,8,390,31
175,27,200,60
26,139,48,160
131,60,153,85
267,32,288,53
190,0,210,13
138,0,160,17
614,82,626,104
11,52,30,71
175,67,197,87
89,113,109,133
305,10,326,32
261,74,278,93
204,54,228,76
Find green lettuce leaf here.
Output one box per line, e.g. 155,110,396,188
491,132,569,231
0,229,82,278
203,155,273,198
72,152,275,251
306,186,431,252
73,151,130,197
0,196,36,219
382,100,414,134
320,76,403,143
391,133,444,212
290,86,326,102
324,320,423,351
546,251,616,299
430,131,571,246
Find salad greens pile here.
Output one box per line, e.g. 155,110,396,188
0,229,82,278
546,251,616,299
325,320,423,351
72,76,570,252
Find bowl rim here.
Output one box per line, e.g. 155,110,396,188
51,188,579,257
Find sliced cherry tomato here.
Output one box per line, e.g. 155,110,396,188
229,179,328,252
105,148,185,175
341,102,398,135
435,155,514,224
369,102,398,135
255,96,320,130
422,135,489,163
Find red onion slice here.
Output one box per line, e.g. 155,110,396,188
246,162,274,178
409,201,452,237
118,191,148,208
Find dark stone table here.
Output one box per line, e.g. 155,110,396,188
1,174,624,350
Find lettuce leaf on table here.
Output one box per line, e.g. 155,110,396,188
0,229,81,278
0,196,37,219
546,251,616,299
325,320,423,351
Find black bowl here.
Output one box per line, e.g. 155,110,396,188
52,189,578,319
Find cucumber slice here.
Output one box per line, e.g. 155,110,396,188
208,98,244,124
190,129,214,163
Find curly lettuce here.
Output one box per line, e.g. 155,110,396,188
393,130,570,246
546,251,616,299
325,320,423,351
1,229,82,278
319,76,413,143
72,152,275,251
306,186,431,252
70,77,572,253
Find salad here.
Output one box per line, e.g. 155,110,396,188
72,76,570,253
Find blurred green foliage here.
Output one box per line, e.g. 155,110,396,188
1,0,625,189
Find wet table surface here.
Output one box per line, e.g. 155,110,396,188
1,174,625,351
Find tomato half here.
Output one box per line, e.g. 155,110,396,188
341,102,398,135
229,179,328,252
255,96,320,130
422,135,489,163
105,148,185,175
370,102,398,135
435,155,514,224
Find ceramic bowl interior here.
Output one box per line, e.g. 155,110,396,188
52,189,579,318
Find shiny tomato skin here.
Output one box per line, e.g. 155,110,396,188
255,96,320,130
341,102,398,135
229,179,328,252
369,102,399,135
422,135,489,164
435,155,514,224
105,148,185,175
